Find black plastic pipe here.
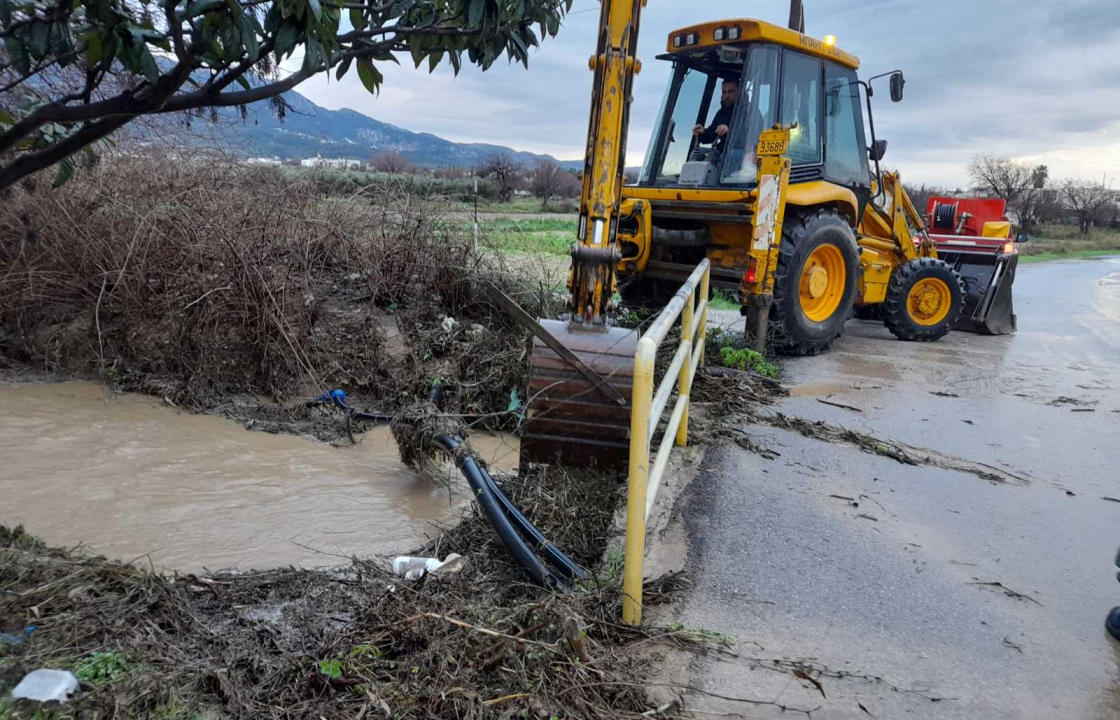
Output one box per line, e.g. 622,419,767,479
476,465,587,580
312,388,584,585
434,434,557,588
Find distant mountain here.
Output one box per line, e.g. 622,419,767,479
185,86,582,170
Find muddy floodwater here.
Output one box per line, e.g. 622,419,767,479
0,381,518,572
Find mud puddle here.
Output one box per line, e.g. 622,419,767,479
0,381,517,572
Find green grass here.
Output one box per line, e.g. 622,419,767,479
466,197,578,214
1018,247,1120,263
466,217,578,256
704,327,780,378
73,650,133,686
485,229,572,256
1016,225,1120,262
478,217,577,233
708,289,740,311
719,346,780,379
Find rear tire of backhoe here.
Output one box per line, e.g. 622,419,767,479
770,208,860,356
882,258,965,341
618,274,676,309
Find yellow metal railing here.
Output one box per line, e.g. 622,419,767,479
622,259,710,626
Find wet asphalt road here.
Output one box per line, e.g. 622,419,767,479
663,256,1120,719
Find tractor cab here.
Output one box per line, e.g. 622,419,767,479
635,19,874,216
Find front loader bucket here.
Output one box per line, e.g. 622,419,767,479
945,253,1018,335
520,319,638,470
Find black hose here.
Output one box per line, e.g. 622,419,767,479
476,465,587,580
434,434,557,588
313,388,582,586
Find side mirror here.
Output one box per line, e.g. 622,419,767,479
889,71,905,102
1016,232,1029,243
869,139,888,162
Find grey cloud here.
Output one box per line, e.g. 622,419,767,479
299,0,1120,184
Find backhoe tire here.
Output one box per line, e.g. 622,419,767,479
770,208,860,356
618,274,676,309
882,258,965,341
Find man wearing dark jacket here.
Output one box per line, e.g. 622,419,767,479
693,78,739,146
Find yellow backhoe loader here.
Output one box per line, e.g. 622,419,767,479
519,1,993,469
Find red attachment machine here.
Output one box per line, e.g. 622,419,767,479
925,196,1023,334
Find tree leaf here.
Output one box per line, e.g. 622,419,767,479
306,0,321,22
139,45,159,82
467,0,485,27
273,22,297,58
356,56,381,94
238,15,259,61
427,49,442,72
302,36,322,71
5,36,30,74
53,156,75,188
0,0,11,29
0,107,14,125
234,74,250,90
84,31,103,69
29,21,50,60
183,0,223,17
334,54,352,80
348,7,366,31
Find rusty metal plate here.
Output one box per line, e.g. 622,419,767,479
520,319,638,470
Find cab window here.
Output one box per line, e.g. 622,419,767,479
639,66,712,184
823,64,870,189
720,45,780,185
779,51,822,165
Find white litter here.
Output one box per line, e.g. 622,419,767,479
11,669,79,703
391,553,466,580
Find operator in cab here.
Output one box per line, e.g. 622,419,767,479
692,78,739,148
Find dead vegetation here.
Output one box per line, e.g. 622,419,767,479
0,156,736,719
0,156,559,431
0,457,702,719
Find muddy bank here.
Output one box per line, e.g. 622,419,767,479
0,158,560,441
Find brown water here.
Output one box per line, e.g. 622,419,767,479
0,381,518,573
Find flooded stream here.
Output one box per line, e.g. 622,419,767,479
0,381,517,572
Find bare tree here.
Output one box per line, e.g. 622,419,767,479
480,153,522,203
370,151,414,174
1060,180,1112,234
529,159,563,208
968,154,1034,219
902,182,946,220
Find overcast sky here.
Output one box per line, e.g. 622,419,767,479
297,0,1120,188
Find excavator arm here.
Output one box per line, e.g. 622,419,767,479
519,0,648,469
569,0,646,325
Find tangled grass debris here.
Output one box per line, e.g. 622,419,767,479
1,457,699,720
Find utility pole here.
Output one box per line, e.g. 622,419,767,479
788,0,804,32
472,172,479,252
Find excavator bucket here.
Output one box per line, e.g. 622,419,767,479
520,320,638,470
944,251,1019,334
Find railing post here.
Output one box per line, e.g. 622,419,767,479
622,338,656,626
675,289,694,448
698,265,710,365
